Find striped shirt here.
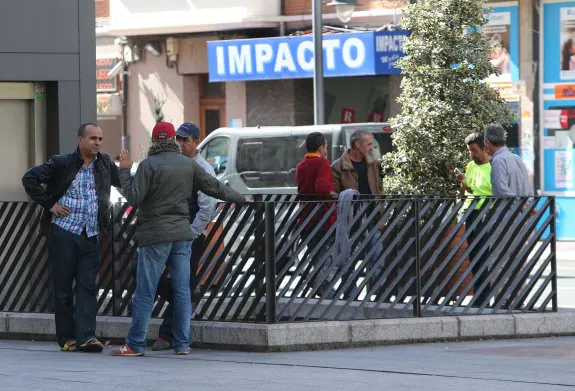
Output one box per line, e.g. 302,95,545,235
52,160,99,237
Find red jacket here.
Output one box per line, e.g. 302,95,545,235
295,154,336,228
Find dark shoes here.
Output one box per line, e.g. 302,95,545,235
77,337,104,353
61,337,104,353
151,337,172,351
176,347,191,355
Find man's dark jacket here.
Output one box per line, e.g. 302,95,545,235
21,149,121,236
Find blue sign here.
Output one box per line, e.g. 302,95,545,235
543,2,575,84
207,31,408,82
484,5,520,82
541,2,575,240
374,31,406,75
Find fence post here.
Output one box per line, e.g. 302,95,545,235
413,198,422,317
265,202,277,324
111,202,121,316
551,197,558,312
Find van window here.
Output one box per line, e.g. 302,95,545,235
293,134,333,162
236,134,333,188
372,132,393,160
201,137,229,174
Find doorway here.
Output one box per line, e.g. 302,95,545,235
199,74,226,138
200,104,226,137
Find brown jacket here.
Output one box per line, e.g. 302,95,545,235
331,150,382,195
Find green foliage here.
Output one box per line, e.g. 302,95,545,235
151,93,166,124
382,0,515,195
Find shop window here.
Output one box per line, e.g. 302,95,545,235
200,75,225,99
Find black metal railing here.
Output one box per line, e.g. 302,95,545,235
0,195,557,323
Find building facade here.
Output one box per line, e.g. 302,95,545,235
0,0,96,201
101,0,575,239
96,0,124,159
105,0,405,160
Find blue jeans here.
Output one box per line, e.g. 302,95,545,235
126,241,192,353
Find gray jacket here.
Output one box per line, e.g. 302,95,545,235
490,147,533,197
119,143,245,246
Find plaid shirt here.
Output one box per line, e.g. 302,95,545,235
52,160,99,237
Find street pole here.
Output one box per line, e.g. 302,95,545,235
313,0,325,125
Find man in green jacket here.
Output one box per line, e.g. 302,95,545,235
111,122,248,356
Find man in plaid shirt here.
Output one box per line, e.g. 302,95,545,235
22,123,122,353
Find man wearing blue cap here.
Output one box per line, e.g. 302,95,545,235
152,122,217,351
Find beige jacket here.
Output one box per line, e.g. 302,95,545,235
331,150,382,195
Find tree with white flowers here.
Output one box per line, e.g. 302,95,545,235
382,0,515,195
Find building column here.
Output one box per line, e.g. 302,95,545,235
519,0,535,98
225,81,247,128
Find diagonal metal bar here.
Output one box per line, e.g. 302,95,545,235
197,204,260,320
487,200,550,312
327,200,416,320
293,200,415,321
491,209,553,311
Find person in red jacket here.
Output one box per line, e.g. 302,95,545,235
296,132,336,294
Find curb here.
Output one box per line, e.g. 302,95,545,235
1,312,574,351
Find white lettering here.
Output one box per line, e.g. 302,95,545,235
297,41,314,71
274,42,297,72
342,38,365,69
228,45,252,75
323,40,340,70
344,111,353,122
375,35,404,52
254,44,273,73
216,46,226,75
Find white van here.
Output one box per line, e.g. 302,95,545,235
197,123,393,195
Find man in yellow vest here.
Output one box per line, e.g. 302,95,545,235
455,132,492,307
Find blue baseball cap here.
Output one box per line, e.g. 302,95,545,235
176,122,200,139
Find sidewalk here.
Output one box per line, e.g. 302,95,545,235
557,241,575,261
1,337,574,390
2,310,575,352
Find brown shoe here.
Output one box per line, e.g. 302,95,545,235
111,344,144,357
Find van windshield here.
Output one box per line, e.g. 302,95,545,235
236,134,333,189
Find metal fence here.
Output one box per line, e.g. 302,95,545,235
0,195,557,323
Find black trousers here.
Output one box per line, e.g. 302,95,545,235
466,210,491,307
50,224,100,347
157,235,205,342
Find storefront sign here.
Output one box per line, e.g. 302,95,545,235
369,111,385,122
541,0,575,239
96,58,118,92
555,84,575,99
373,32,406,75
544,2,575,84
490,81,524,102
555,150,574,188
97,94,122,117
484,5,520,82
207,31,408,82
341,108,356,123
